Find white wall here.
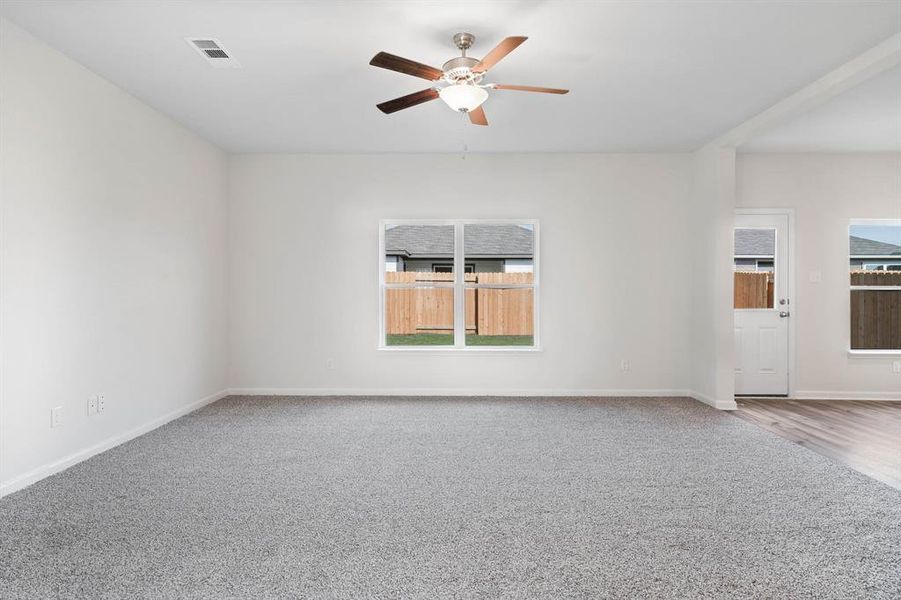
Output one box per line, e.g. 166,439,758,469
504,259,534,273
0,20,229,493
688,147,738,409
228,154,694,395
736,153,901,399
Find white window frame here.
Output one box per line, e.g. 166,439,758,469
378,219,540,352
848,218,901,355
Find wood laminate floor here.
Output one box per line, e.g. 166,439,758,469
733,398,901,490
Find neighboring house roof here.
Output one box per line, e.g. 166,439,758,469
849,235,901,256
734,228,775,257
734,230,901,258
385,224,533,258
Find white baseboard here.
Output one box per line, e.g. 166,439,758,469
226,387,695,398
689,390,738,411
0,388,229,499
790,390,901,401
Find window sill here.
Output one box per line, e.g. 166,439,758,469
847,349,901,357
378,346,543,353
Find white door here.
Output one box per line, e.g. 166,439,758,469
734,213,790,395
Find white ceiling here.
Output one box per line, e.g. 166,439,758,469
741,64,901,152
2,0,900,153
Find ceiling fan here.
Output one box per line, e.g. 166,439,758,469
370,33,568,126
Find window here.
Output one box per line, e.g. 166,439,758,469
733,228,776,308
432,263,474,273
381,221,538,349
849,220,901,351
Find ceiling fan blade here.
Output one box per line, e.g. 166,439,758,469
376,88,439,114
370,52,444,81
492,84,569,94
468,105,488,126
473,36,527,73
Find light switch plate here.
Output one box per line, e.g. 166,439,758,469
808,270,822,283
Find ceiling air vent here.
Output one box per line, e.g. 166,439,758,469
186,38,241,68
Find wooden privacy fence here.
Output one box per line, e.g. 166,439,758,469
734,271,774,309
850,271,901,350
385,272,534,335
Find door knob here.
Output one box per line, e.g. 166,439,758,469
779,311,790,318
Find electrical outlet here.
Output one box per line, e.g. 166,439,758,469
87,395,98,416
97,394,106,413
51,406,63,428
620,360,631,372
893,360,900,374
326,358,335,371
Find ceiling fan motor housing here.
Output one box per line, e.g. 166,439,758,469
441,56,482,84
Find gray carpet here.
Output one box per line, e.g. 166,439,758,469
1,396,899,599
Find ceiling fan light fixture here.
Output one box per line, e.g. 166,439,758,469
370,34,567,124
438,84,488,113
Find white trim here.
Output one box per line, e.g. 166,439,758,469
227,387,695,399
847,349,901,356
791,390,901,401
378,221,386,347
377,346,543,353
0,389,229,498
690,390,738,411
454,222,465,348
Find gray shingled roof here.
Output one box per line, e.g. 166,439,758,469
385,224,533,258
849,235,901,256
734,229,901,257
734,228,775,257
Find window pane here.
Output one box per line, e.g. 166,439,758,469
849,223,901,284
850,290,901,350
464,287,534,346
463,223,533,274
733,228,775,309
849,222,901,350
384,224,454,273
385,287,454,346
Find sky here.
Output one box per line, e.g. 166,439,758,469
849,224,901,246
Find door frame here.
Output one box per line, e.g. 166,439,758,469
734,208,797,397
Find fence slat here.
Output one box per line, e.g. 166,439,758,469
385,271,533,335
733,272,771,309
850,271,901,350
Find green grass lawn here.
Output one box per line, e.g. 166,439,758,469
386,334,534,347
387,334,453,346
